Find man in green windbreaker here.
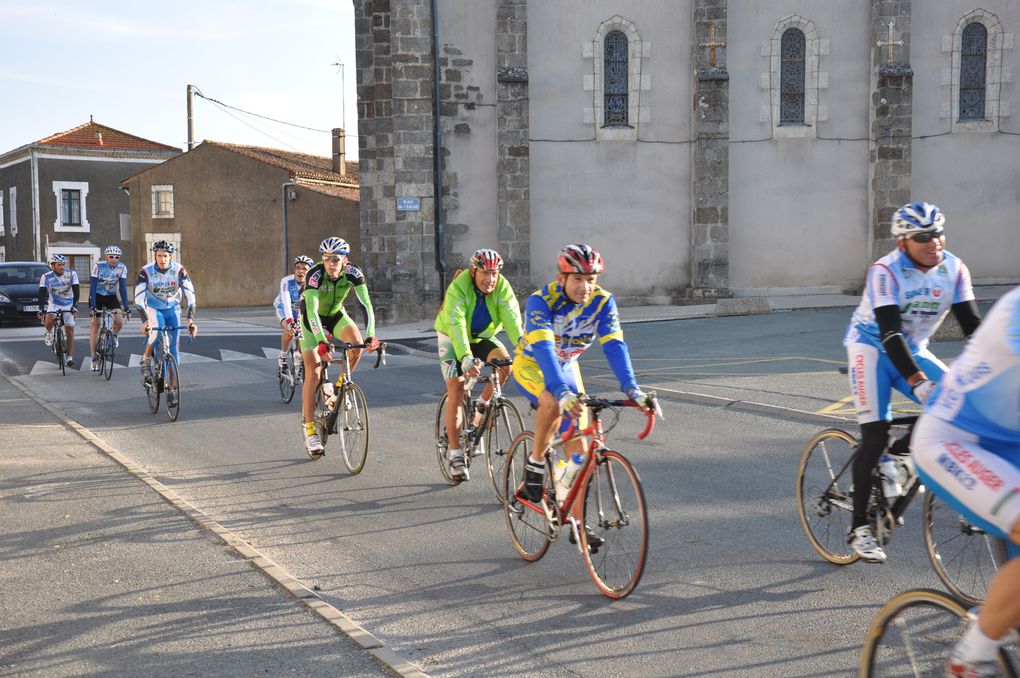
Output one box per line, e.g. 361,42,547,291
434,248,522,482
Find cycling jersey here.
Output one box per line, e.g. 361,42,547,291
38,269,79,309
134,261,197,317
846,248,974,353
89,260,130,309
300,261,374,344
514,281,638,399
274,274,302,322
433,269,522,363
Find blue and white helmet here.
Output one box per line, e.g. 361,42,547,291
319,237,350,255
49,253,67,264
151,239,176,254
104,245,122,256
891,201,945,238
293,255,314,267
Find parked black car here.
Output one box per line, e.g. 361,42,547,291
0,261,50,327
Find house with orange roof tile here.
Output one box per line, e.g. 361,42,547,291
0,119,179,288
120,140,359,307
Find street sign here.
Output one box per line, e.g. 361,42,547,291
396,197,421,212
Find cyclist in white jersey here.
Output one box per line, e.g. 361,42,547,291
911,286,1020,677
88,245,132,371
844,201,982,562
274,255,313,375
36,253,80,367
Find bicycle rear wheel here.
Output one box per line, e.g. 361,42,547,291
164,355,181,422
858,588,1017,677
338,382,369,474
434,392,470,485
796,428,861,565
144,360,160,414
485,398,525,502
923,491,1009,606
502,432,552,562
278,350,296,403
102,330,115,380
581,450,649,599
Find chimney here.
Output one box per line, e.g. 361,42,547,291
332,128,346,176
96,131,103,146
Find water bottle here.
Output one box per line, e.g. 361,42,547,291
322,382,338,411
553,458,569,502
558,453,585,498
879,455,904,498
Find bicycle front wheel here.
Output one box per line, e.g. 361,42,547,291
434,392,469,485
338,382,369,474
54,328,66,375
144,360,160,414
923,491,1009,606
502,432,552,562
164,355,181,421
278,350,296,403
102,330,115,380
858,588,1017,677
581,450,649,599
485,398,525,502
796,428,861,565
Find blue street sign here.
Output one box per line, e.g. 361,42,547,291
396,197,421,212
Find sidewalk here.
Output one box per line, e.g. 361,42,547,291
0,376,413,677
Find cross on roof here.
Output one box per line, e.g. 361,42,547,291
698,23,727,67
876,21,904,64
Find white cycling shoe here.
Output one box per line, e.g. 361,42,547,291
849,525,887,563
305,433,324,458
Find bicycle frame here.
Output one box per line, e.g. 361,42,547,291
463,358,513,450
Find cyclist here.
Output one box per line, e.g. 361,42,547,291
134,240,198,405
299,237,379,457
844,201,982,563
433,248,522,481
910,285,1020,677
37,253,80,367
512,244,653,545
274,255,313,376
88,245,132,371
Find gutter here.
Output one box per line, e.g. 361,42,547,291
431,0,447,297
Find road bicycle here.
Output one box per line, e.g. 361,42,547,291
434,357,525,498
311,340,386,474
142,325,188,422
797,415,1008,604
41,310,73,375
502,394,660,599
93,307,124,381
277,324,304,403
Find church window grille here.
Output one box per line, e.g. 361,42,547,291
780,28,806,124
960,22,987,120
604,30,629,127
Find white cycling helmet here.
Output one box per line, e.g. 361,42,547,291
293,255,314,267
49,253,67,264
104,245,123,256
890,201,945,238
319,237,350,255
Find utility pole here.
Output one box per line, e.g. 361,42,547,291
331,59,345,131
186,84,195,151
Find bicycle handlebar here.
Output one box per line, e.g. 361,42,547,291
560,393,661,443
323,340,388,368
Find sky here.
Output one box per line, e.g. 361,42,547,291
0,0,358,159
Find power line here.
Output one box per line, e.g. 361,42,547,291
193,90,331,134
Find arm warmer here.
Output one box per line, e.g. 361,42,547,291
89,276,98,309
118,277,130,310
951,299,982,338
875,304,922,381
353,284,375,338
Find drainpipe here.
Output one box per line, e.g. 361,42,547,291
431,0,447,297
282,180,296,275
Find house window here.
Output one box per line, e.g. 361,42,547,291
152,185,174,218
0,190,4,236
61,189,81,226
780,28,806,124
52,181,90,232
604,31,629,127
8,187,15,237
960,22,987,120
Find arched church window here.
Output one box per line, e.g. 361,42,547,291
604,30,629,127
960,22,987,120
780,28,806,124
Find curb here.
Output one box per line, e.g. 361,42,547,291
7,375,431,678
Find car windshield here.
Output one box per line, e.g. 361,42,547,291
0,266,49,286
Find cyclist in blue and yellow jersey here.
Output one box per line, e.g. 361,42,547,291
299,237,379,457
844,201,982,563
513,244,654,524
434,248,522,481
274,255,313,377
910,286,1020,677
88,245,132,371
134,240,198,403
37,253,80,367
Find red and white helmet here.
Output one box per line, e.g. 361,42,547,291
470,248,503,272
557,244,603,274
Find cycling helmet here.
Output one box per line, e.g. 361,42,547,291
49,253,67,264
293,255,314,267
470,248,503,272
151,240,176,254
319,237,350,255
891,202,945,238
104,245,122,256
557,244,604,274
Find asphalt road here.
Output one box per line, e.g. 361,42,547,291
1,308,979,676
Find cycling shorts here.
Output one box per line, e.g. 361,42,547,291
513,354,587,433
45,302,76,327
93,294,121,312
144,306,182,361
913,414,1020,557
299,310,355,352
437,332,504,380
847,341,947,424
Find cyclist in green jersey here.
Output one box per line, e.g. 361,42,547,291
300,237,379,456
433,248,522,481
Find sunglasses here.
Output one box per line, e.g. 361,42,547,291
107,255,121,259
323,255,344,263
910,230,944,244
